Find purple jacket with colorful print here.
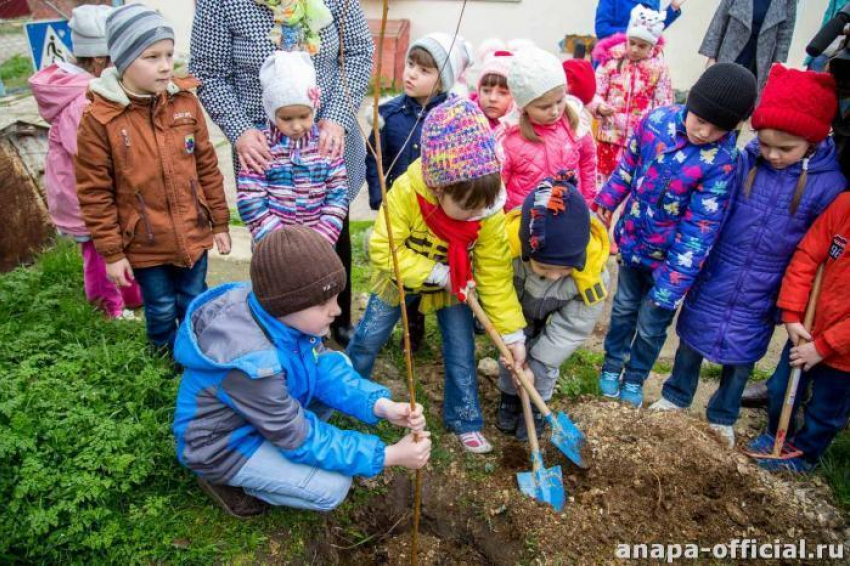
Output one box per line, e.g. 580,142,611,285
595,105,738,310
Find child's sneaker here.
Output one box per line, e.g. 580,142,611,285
746,432,777,454
197,478,269,518
497,393,521,434
709,423,735,448
117,309,140,321
754,455,813,474
599,371,621,398
649,397,683,411
515,408,547,442
457,431,493,454
620,382,644,408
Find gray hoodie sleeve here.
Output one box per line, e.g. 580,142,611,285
221,369,309,450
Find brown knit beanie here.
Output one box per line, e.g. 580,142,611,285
250,226,346,317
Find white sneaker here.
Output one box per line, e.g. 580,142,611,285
457,431,493,454
709,423,735,448
117,309,140,321
649,397,683,411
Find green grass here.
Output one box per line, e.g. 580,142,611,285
820,433,850,510
0,54,33,92
0,240,348,563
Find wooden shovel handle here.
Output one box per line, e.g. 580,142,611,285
519,384,543,472
773,264,825,457
466,292,552,419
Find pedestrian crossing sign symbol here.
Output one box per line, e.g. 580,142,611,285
25,19,74,71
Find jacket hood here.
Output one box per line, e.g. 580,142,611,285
592,33,666,67
29,64,92,123
743,137,841,175
87,67,200,123
174,283,283,378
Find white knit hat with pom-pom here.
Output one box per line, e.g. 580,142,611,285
507,47,565,109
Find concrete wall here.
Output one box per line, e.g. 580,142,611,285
362,0,827,91
145,0,828,91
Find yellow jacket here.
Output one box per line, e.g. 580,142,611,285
505,208,610,305
370,160,526,335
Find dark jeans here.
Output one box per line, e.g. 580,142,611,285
662,341,754,425
602,262,677,386
134,253,208,349
347,293,481,433
767,341,850,464
332,215,352,330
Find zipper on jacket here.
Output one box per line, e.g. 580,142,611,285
135,192,155,243
120,129,132,168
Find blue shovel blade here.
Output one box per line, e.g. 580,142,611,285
517,459,565,512
546,412,587,469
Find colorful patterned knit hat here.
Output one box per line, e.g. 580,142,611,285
421,96,500,188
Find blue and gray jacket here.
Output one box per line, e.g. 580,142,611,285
172,283,391,484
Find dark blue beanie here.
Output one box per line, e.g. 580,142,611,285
520,172,590,269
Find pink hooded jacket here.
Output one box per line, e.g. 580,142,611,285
502,113,597,211
29,63,92,239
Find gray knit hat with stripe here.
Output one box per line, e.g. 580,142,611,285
106,4,175,75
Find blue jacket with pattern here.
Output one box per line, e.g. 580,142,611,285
173,283,391,484
595,105,738,311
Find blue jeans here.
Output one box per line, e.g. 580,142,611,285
602,263,677,386
767,341,850,464
134,253,208,349
662,341,754,425
228,440,352,511
347,293,481,433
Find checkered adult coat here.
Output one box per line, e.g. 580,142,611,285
190,0,374,200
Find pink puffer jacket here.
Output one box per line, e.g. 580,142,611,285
29,63,92,239
502,115,597,211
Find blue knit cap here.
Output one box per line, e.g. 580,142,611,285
520,172,590,269
106,4,175,75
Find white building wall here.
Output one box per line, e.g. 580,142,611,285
145,0,829,92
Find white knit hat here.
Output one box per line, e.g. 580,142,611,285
69,4,112,58
260,51,321,122
408,32,473,93
627,5,665,46
507,47,566,109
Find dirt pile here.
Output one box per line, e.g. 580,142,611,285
315,400,846,565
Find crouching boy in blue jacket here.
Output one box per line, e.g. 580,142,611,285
173,226,430,517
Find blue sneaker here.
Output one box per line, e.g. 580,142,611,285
755,456,813,474
747,433,776,454
620,382,644,408
599,371,621,398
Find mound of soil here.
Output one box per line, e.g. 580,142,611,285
314,400,846,565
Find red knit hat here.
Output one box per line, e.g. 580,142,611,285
751,64,837,143
562,59,597,106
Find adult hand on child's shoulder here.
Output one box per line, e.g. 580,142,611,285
318,120,345,161
384,431,431,470
106,258,135,288
214,232,232,255
235,128,272,174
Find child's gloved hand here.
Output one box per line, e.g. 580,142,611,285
785,322,812,346
790,342,824,371
214,232,232,255
384,431,432,470
106,258,135,288
374,398,426,432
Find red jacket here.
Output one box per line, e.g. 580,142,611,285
779,192,850,372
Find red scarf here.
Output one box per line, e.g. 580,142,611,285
416,194,482,301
